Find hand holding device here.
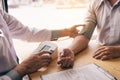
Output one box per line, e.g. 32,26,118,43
33,41,58,71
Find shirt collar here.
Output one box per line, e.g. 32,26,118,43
98,0,120,8
98,0,105,8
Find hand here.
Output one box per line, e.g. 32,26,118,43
14,51,52,76
93,46,120,60
57,48,74,69
67,24,85,38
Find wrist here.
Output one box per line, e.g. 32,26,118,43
60,28,69,37
14,64,27,77
6,70,22,80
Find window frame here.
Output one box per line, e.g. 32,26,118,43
2,0,8,12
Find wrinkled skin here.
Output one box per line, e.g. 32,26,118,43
93,46,120,60
57,48,74,69
14,51,52,76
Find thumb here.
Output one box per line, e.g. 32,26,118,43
71,24,85,30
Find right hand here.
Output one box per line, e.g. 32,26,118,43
67,24,85,38
14,51,52,76
57,48,74,69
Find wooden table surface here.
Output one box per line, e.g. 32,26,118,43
13,39,120,80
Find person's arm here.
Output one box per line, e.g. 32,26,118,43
68,35,89,54
0,70,22,80
51,24,83,41
0,51,52,80
57,0,98,69
0,9,78,42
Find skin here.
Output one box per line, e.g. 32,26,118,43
13,25,79,76
59,24,85,38
57,35,89,69
57,0,120,69
14,51,52,77
57,48,74,69
93,46,120,60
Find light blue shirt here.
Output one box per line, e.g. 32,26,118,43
80,0,120,45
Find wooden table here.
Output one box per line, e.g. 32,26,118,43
13,39,120,80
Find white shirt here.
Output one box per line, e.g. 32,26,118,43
0,8,53,80
80,0,120,45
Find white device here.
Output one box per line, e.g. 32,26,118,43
33,41,58,59
33,41,58,71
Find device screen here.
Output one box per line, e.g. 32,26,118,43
41,45,51,51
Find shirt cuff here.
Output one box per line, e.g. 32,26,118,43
6,70,22,80
51,30,60,41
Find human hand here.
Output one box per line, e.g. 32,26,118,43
14,51,52,76
57,48,74,69
93,46,120,60
67,24,85,38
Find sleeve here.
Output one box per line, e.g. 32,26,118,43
79,0,97,39
51,30,60,41
0,70,22,80
0,9,52,42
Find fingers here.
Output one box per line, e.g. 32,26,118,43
57,57,74,69
57,49,74,69
93,46,106,57
38,51,52,56
40,54,52,64
93,46,112,60
38,59,52,68
72,24,85,29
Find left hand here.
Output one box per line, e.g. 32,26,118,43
93,46,120,60
57,48,74,69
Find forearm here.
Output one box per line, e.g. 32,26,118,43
0,70,22,80
68,35,89,55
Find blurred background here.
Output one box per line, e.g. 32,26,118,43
0,0,97,61
7,0,90,29
8,0,89,8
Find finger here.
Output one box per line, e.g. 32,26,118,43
60,57,73,69
95,46,106,53
39,62,51,68
101,55,112,60
60,52,65,57
93,52,108,59
40,55,52,62
57,57,64,65
38,51,52,56
65,58,74,68
69,24,85,33
72,24,85,28
60,49,68,57
39,58,52,64
69,33,78,38
58,58,68,68
93,47,107,57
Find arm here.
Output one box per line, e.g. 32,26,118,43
57,35,89,69
0,70,22,80
68,35,89,55
51,24,83,40
0,9,78,42
0,51,52,80
57,0,97,69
